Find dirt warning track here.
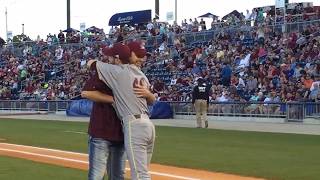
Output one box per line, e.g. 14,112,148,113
0,143,264,180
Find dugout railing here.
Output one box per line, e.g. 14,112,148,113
1,100,320,122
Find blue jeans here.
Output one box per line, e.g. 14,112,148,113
88,137,125,180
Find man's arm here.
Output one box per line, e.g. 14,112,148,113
87,59,97,68
82,60,114,104
81,91,114,103
133,84,156,105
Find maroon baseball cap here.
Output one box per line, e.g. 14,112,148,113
102,47,113,56
111,43,131,64
127,41,147,58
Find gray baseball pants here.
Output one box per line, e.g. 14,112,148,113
122,114,155,180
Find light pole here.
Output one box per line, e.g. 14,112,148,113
155,0,159,19
22,23,24,34
67,0,70,29
175,0,177,24
5,7,8,41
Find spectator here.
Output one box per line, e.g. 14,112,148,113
200,18,206,31
192,78,210,128
58,30,65,43
221,63,232,86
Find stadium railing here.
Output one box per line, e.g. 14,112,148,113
167,101,320,122
270,19,320,33
0,100,72,113
2,19,320,56
1,100,320,122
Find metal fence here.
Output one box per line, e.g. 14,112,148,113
166,101,320,122
0,100,72,112
1,100,320,122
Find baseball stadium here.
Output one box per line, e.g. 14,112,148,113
1,0,320,180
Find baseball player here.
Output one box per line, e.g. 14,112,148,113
88,41,155,180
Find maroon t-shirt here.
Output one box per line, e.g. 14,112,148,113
83,62,124,142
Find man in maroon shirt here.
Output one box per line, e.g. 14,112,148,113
81,47,125,180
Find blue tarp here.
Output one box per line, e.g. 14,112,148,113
109,10,152,26
66,99,93,116
150,101,173,119
67,99,173,119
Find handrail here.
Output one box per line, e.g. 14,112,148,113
1,99,320,105
0,100,319,121
159,101,320,105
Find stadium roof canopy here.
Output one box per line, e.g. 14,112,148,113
109,10,152,26
198,12,218,18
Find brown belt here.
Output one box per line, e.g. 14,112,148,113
134,114,141,119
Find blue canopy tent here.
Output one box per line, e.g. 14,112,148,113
108,10,152,26
198,12,218,19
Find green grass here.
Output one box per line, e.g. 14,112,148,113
0,156,87,180
0,118,320,180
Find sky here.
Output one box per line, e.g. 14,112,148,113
0,0,319,39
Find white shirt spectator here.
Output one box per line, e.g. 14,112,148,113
263,96,271,106
58,93,66,100
147,23,154,31
80,59,87,67
238,54,251,68
55,47,63,60
47,36,52,45
12,82,18,89
217,94,228,102
310,81,320,91
17,64,24,70
109,27,116,35
170,79,177,85
23,47,29,57
238,77,246,87
158,42,166,53
245,10,252,20
257,28,265,39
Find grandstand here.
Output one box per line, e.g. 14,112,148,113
1,2,320,122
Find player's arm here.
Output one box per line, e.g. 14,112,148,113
133,84,156,105
81,91,114,103
145,92,156,105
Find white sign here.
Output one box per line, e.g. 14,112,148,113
80,23,86,31
166,12,174,21
117,16,133,24
7,31,13,39
275,0,285,8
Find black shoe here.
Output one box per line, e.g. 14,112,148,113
205,121,208,128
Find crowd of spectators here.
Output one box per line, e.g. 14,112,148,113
0,3,320,112
0,39,108,100
144,23,320,108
